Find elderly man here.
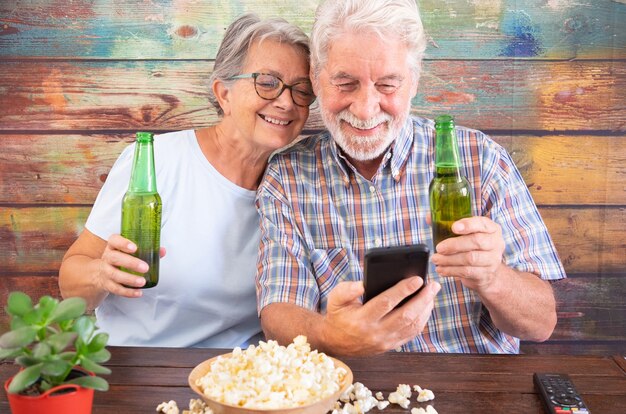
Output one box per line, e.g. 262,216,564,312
255,0,565,356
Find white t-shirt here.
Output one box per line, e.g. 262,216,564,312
86,130,263,347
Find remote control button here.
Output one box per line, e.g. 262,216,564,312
555,395,579,406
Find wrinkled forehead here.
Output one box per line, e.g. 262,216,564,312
323,30,411,75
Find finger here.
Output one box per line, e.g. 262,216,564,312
452,216,500,236
432,249,492,268
159,247,166,258
104,271,146,297
326,281,365,314
384,282,441,345
364,276,424,317
435,231,502,255
107,233,137,254
96,261,146,296
102,249,149,274
433,264,478,279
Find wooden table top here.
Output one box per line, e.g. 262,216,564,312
1,347,625,413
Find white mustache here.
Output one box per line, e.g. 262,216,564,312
337,110,392,130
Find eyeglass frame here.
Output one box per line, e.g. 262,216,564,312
227,72,316,107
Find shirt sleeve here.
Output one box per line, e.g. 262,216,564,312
255,163,321,315
84,143,135,241
479,137,566,281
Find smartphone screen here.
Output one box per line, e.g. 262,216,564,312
363,244,430,304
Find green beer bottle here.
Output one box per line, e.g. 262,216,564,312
120,132,161,288
429,115,472,251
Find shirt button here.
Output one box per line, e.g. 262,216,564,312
369,185,376,193
375,238,382,247
385,153,391,160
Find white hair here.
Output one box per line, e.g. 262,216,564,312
208,13,310,116
310,0,427,80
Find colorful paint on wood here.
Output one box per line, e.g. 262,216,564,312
0,60,624,131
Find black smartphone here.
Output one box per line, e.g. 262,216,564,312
363,244,430,304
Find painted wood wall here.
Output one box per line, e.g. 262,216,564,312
0,0,624,352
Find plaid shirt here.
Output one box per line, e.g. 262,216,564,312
256,116,565,353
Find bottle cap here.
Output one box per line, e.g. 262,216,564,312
136,131,154,143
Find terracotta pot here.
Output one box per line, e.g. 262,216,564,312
4,369,95,414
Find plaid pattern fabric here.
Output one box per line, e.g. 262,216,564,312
256,116,565,353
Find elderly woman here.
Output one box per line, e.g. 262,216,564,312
59,14,313,348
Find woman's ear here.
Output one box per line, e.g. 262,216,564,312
213,79,231,116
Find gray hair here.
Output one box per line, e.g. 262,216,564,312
310,0,427,80
208,13,310,116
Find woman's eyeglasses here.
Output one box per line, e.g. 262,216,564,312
228,73,316,107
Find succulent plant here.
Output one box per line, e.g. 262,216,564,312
0,292,111,394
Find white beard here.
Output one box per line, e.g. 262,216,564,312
319,99,408,162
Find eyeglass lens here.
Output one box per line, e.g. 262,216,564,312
254,74,315,107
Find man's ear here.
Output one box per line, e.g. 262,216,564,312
213,79,231,116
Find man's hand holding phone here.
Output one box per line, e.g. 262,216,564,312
321,276,440,355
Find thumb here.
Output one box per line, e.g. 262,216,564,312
327,281,364,314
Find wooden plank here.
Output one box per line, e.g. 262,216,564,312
0,207,623,275
552,276,626,341
0,0,624,59
0,134,132,204
419,0,626,60
541,207,626,274
0,133,626,206
0,60,624,132
0,275,61,334
1,134,623,206
0,207,89,274
495,135,626,207
521,340,626,356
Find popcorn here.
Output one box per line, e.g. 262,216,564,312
416,388,435,402
195,335,348,409
156,399,213,414
333,381,436,414
388,383,412,409
411,405,438,414
156,400,179,414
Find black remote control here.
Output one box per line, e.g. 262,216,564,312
533,373,590,414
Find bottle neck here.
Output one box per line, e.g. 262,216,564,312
128,140,157,193
434,124,463,179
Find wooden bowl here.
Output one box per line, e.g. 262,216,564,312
188,353,353,414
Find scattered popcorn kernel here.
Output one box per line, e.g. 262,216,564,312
397,383,412,398
376,400,390,410
413,385,422,392
156,400,179,414
388,392,410,408
425,405,438,414
411,408,427,414
375,391,384,400
416,388,435,402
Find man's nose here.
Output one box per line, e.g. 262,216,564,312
350,85,381,121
